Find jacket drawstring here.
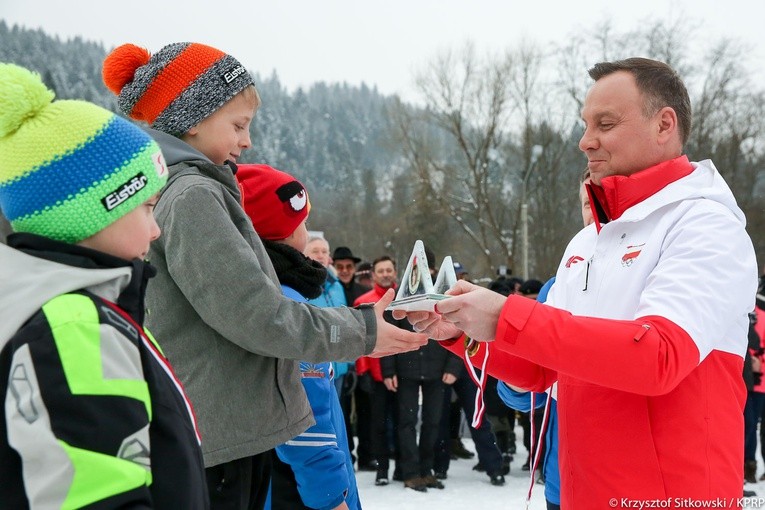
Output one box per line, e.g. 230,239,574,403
525,391,552,508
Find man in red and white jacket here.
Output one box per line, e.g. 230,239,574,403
396,58,758,509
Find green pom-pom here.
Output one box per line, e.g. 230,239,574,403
0,63,55,138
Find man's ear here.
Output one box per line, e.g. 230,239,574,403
656,106,678,144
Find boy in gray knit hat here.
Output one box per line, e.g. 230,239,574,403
103,42,426,510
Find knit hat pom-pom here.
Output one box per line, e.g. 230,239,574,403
0,63,55,139
102,43,151,95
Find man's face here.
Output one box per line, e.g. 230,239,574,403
373,260,397,289
333,259,356,284
304,239,331,267
579,71,664,185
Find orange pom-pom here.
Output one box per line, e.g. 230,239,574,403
102,44,151,95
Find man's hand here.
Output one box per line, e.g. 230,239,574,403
434,280,507,341
442,372,457,385
384,375,398,392
390,309,463,340
369,289,428,357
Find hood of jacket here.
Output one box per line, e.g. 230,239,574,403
145,128,211,167
146,127,242,203
0,234,140,347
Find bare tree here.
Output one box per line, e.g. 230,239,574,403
390,43,519,275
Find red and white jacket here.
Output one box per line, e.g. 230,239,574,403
445,156,757,509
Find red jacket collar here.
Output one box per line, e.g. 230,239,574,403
372,282,396,297
586,155,693,232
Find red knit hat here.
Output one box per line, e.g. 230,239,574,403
236,164,310,240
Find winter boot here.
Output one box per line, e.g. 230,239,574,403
451,438,475,459
375,468,389,486
404,477,428,492
745,460,757,484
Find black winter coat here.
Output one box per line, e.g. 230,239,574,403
380,312,463,380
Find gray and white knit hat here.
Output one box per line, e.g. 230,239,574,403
102,42,255,136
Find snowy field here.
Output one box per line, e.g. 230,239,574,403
356,433,765,510
357,434,548,510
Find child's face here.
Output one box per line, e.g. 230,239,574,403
182,91,256,165
78,194,161,261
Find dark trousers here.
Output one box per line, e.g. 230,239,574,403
338,374,356,462
746,391,765,461
369,380,396,472
353,383,373,464
434,372,503,475
484,376,516,452
758,391,765,464
434,389,456,474
269,450,310,510
397,378,445,479
520,409,546,462
448,398,461,439
206,451,272,510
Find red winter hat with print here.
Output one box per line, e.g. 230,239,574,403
236,164,310,240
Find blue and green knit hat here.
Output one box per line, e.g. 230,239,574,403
0,63,168,244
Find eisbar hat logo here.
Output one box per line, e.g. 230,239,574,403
223,65,247,84
102,173,148,211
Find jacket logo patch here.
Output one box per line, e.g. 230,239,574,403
118,438,151,469
565,255,584,268
621,244,645,267
10,362,39,424
300,362,326,378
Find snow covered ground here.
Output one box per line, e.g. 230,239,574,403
355,433,765,509
357,435,547,510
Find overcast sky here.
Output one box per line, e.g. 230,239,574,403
4,0,764,100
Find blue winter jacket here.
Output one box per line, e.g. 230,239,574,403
269,284,360,510
307,271,347,308
308,273,354,379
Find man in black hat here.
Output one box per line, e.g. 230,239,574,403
331,246,376,471
333,246,371,306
